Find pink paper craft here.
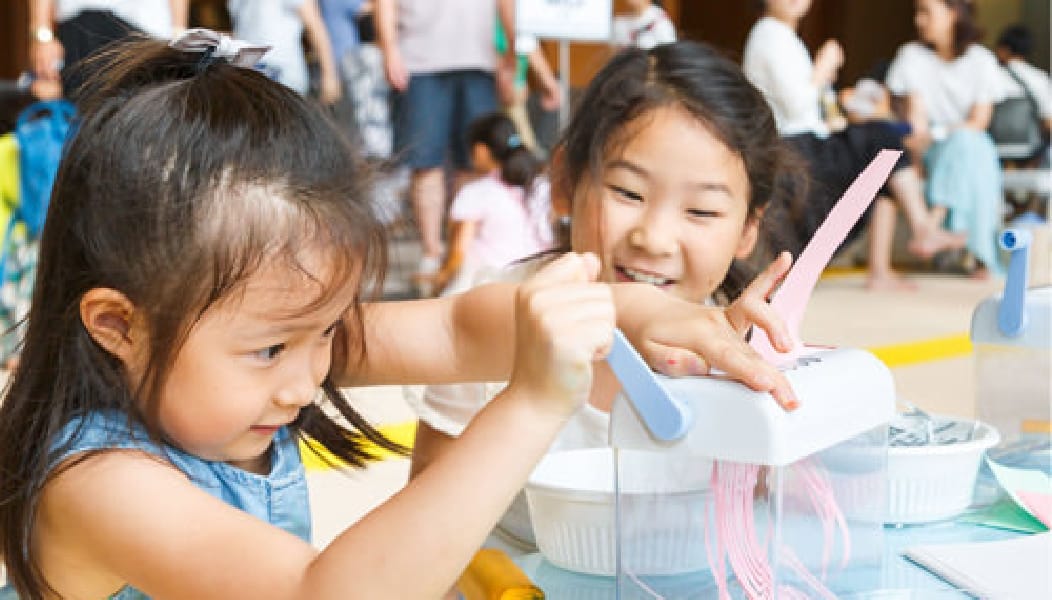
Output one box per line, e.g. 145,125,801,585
750,150,903,365
1016,490,1052,528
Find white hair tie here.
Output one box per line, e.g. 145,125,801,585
169,28,271,69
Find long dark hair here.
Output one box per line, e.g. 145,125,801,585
936,0,983,58
0,40,405,597
467,111,541,191
554,41,806,301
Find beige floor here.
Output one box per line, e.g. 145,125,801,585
309,268,1013,549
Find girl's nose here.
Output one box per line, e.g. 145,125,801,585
275,354,327,409
273,360,321,406
628,209,677,256
274,379,318,409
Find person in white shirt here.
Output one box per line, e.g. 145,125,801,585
228,0,342,103
611,0,676,50
375,0,514,296
886,0,1006,277
744,0,965,290
29,0,188,97
993,24,1051,165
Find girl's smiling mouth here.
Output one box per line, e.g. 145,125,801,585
616,266,675,287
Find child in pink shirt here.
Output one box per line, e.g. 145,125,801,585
432,113,553,295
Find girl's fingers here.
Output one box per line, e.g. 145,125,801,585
728,252,794,350
526,252,600,288
754,251,793,297
711,343,799,411
519,258,615,364
734,252,792,318
733,294,793,353
645,343,711,377
644,331,799,412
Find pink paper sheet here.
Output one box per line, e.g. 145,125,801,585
1017,490,1052,528
750,150,903,365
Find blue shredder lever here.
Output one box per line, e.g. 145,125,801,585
998,228,1031,338
605,329,693,441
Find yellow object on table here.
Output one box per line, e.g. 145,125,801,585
457,548,544,600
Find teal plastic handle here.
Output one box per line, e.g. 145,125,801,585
997,228,1031,338
605,329,693,441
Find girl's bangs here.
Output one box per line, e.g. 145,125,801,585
198,180,385,319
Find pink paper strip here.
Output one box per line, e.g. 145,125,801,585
750,150,903,365
1017,490,1052,528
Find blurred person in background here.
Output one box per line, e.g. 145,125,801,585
993,24,1051,168
430,112,553,296
29,0,188,99
320,0,367,141
886,0,1005,278
376,0,515,297
321,1,408,227
611,0,676,50
495,22,561,156
744,0,964,290
228,0,341,104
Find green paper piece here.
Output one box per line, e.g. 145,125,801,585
959,499,1049,533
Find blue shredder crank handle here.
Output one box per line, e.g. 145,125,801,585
997,228,1031,338
605,329,693,441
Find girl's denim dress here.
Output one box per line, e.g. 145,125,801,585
0,410,311,599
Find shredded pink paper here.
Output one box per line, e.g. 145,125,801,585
703,460,847,599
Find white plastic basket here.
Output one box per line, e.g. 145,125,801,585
525,448,710,576
884,419,1000,524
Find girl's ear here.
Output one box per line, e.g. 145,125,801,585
735,214,762,259
80,288,144,365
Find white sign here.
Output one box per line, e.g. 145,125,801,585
517,0,612,42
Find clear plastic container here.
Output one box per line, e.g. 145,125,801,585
970,230,1051,442
609,347,895,598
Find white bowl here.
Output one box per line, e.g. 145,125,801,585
525,448,711,576
884,418,1000,524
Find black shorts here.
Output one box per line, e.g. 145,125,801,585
783,121,910,255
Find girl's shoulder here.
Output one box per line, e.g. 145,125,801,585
454,173,511,200
526,175,551,200
450,174,514,217
960,43,998,66
749,16,794,40
894,41,934,61
53,411,163,465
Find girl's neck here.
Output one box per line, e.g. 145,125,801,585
933,37,955,60
768,11,800,31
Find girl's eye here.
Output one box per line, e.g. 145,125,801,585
253,344,285,362
607,184,643,202
687,208,721,218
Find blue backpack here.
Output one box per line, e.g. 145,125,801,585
12,99,76,239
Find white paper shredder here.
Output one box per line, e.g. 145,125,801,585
607,346,896,598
